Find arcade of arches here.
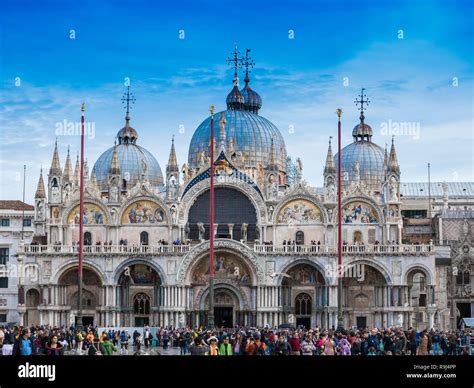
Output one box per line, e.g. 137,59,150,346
21,258,435,329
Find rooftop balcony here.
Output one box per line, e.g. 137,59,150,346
18,244,190,256
17,242,435,257
254,243,435,256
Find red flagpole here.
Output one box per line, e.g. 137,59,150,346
77,103,85,329
208,105,216,328
209,106,215,277
336,108,343,331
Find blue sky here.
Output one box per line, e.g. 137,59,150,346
0,0,473,202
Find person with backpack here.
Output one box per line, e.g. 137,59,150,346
189,336,209,355
253,331,267,356
120,330,130,354
99,336,117,355
12,328,36,356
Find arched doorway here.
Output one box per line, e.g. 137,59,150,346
133,292,151,326
282,263,326,328
295,293,312,328
407,269,430,329
118,264,161,326
204,289,237,327
25,288,40,326
343,264,388,328
187,187,257,241
59,267,102,326
189,250,254,327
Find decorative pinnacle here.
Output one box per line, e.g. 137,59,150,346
227,45,242,83
210,105,215,116
242,48,254,85
81,103,85,114
121,85,136,123
336,108,343,119
354,88,370,123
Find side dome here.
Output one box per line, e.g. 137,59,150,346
334,141,385,192
92,143,164,191
93,85,164,192
188,109,287,173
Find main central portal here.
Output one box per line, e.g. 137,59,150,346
214,307,233,327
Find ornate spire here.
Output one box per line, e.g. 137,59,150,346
242,48,254,87
240,48,262,114
121,85,136,127
268,137,278,170
118,86,138,144
73,152,80,184
354,87,370,124
226,45,245,110
218,112,227,150
49,138,62,175
109,141,121,175
166,136,179,173
35,168,46,198
352,88,373,142
84,158,90,180
324,136,336,174
388,136,400,173
63,146,73,181
91,171,98,191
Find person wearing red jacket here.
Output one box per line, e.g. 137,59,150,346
289,332,301,355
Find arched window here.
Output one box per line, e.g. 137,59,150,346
295,293,312,315
133,293,151,315
84,232,92,246
188,188,257,241
353,230,363,243
140,231,149,246
408,272,427,307
295,231,305,245
456,270,470,285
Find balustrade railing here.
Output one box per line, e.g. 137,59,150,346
254,244,434,255
19,244,190,255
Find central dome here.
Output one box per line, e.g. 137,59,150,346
188,109,287,172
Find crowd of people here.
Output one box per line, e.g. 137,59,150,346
0,324,472,356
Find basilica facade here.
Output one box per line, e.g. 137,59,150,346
15,52,471,331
